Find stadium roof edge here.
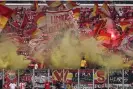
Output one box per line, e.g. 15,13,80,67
6,3,133,6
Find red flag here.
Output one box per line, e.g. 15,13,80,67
93,20,106,37
83,22,91,28
72,8,80,20
34,0,38,10
102,43,112,49
21,14,28,29
100,2,111,18
119,21,131,32
24,27,37,36
0,4,13,29
0,4,13,18
34,12,45,24
89,3,99,18
128,28,133,35
97,30,111,40
12,21,20,28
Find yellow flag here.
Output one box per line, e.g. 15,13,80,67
0,15,8,29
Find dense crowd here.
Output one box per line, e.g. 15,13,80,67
2,5,133,69
79,6,133,29
1,2,133,89
4,6,133,47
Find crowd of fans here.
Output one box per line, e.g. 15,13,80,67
3,6,46,54
2,5,133,69
79,6,133,29
1,2,133,89
4,6,133,50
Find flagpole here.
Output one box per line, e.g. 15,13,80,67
78,69,80,89
107,69,109,89
51,69,53,89
17,70,20,87
63,69,65,87
93,69,94,89
2,69,4,86
122,69,124,89
32,69,35,89
48,69,50,82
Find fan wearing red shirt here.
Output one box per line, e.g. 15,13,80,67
19,80,26,89
3,82,8,89
44,80,50,89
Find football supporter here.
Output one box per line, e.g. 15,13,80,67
44,80,50,89
9,81,17,89
19,80,26,89
80,56,87,69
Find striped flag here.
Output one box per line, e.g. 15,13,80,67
24,27,37,36
34,0,38,11
31,28,40,38
119,21,131,32
93,20,107,37
0,4,13,30
66,1,79,9
34,12,45,25
128,28,133,35
46,1,62,8
72,8,80,20
84,22,91,28
89,3,99,18
97,30,111,41
100,2,111,18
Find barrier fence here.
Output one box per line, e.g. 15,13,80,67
1,69,133,89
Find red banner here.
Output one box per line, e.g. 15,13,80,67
94,70,107,84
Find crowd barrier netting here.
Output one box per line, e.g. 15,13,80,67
1,69,133,89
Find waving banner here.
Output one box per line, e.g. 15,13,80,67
30,10,78,52
40,10,78,36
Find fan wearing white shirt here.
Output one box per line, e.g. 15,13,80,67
9,82,17,89
118,8,123,17
34,63,38,69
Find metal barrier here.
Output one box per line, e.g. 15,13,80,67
1,69,133,89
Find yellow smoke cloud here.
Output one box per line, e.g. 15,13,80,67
0,36,30,70
50,31,133,69
51,31,81,69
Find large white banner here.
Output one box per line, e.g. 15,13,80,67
29,10,78,53
44,10,78,35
